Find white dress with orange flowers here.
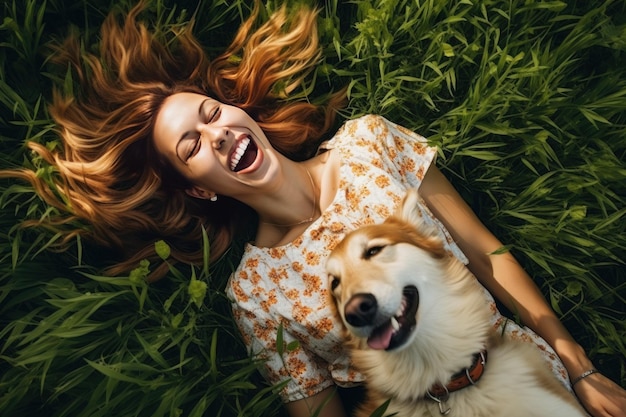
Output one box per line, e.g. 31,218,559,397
226,115,569,402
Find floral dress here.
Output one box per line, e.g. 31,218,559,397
226,115,569,402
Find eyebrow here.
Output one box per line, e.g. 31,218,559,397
175,99,210,163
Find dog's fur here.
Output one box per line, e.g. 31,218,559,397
326,189,587,417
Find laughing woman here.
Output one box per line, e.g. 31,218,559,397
2,2,625,417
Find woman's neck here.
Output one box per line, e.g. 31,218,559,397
253,160,319,247
253,150,339,248
259,164,318,228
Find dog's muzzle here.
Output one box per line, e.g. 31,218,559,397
344,285,419,351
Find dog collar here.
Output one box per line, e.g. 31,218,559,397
427,350,488,399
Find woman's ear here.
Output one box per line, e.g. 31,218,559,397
185,186,214,200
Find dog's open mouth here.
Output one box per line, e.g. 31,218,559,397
367,285,419,351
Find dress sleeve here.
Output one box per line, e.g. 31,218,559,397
322,114,438,190
354,115,469,264
373,115,439,189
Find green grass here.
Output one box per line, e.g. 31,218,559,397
1,0,625,416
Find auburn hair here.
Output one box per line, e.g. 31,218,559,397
2,2,344,280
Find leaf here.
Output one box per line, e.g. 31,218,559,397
276,322,284,356
489,245,513,255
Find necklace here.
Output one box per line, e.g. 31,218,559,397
261,166,318,228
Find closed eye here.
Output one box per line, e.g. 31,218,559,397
186,136,200,160
202,98,221,124
206,106,220,123
185,104,220,161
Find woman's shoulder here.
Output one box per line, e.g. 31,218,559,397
322,114,429,152
336,114,428,141
321,114,395,149
340,114,394,132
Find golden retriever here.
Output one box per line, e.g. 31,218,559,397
326,189,587,417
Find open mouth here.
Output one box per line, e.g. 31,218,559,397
367,285,419,351
230,136,258,172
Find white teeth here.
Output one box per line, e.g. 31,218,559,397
394,297,407,317
390,316,400,331
230,137,250,171
395,305,404,317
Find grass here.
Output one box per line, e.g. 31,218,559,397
1,0,625,416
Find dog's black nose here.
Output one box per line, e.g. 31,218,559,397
345,293,377,327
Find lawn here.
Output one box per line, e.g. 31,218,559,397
1,0,625,416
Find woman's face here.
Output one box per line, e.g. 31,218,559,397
153,92,278,199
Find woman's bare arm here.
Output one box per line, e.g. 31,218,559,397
284,386,347,417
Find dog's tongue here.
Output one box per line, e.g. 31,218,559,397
367,322,393,350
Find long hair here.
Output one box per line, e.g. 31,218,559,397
2,2,343,280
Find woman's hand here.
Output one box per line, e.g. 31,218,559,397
574,371,626,417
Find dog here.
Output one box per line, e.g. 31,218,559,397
326,189,587,417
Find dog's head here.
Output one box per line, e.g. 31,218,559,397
326,189,453,352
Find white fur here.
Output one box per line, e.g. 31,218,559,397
326,189,587,417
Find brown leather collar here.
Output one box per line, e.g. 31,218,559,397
427,350,488,399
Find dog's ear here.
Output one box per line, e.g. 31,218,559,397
395,189,441,239
396,188,422,226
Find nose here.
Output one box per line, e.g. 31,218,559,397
344,293,377,327
199,124,228,149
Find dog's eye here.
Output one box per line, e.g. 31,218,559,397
330,276,340,291
364,245,385,259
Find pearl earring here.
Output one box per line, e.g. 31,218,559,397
210,195,218,202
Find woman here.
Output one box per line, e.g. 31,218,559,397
3,2,625,417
